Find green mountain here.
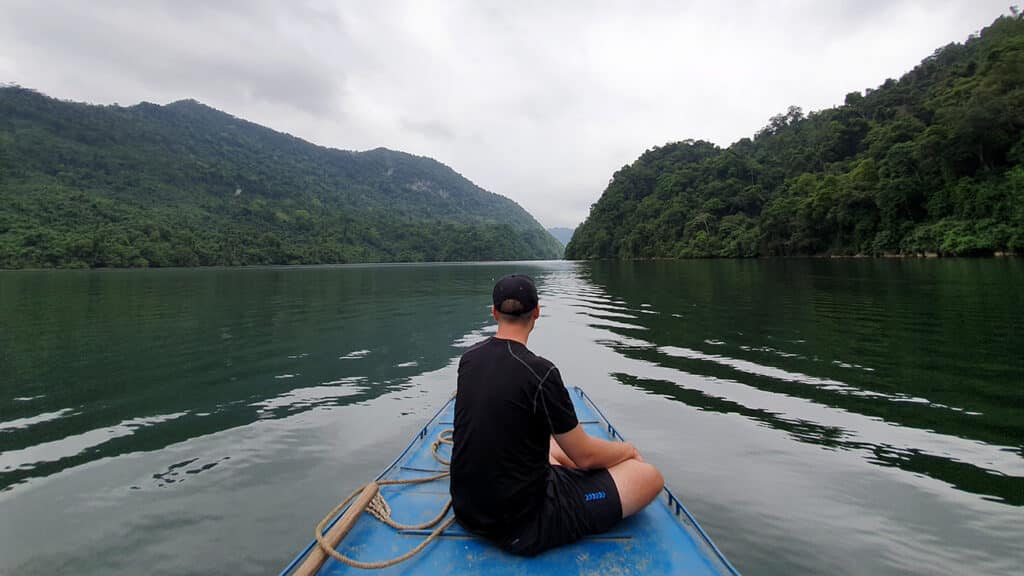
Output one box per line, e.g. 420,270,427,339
567,13,1024,259
0,88,562,268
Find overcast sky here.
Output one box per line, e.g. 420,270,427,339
0,1,1010,228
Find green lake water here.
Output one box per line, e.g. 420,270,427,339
1,260,1021,575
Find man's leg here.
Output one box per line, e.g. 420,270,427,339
549,436,578,467
607,458,664,518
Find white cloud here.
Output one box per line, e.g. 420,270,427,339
0,0,1009,227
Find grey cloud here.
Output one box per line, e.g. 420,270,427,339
1,0,347,115
400,118,457,141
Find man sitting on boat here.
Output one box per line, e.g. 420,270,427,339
451,274,664,556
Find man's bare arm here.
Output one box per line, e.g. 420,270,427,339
553,425,638,470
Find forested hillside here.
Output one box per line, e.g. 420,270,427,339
567,13,1024,259
0,89,562,268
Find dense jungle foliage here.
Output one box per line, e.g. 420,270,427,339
567,13,1024,259
0,89,562,268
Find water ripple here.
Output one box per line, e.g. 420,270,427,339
0,412,189,477
0,409,77,432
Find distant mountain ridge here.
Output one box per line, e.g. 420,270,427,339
547,227,575,246
567,13,1024,259
0,87,562,268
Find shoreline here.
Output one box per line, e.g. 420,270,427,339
2,253,1020,271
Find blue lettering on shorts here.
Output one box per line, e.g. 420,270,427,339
584,491,606,502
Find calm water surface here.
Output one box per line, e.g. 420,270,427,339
1,260,1021,575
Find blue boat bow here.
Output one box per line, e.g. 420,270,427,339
281,387,740,575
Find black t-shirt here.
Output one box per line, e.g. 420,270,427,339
450,337,579,536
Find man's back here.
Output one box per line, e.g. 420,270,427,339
450,336,578,537
450,274,662,557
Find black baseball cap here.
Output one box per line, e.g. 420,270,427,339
492,274,538,316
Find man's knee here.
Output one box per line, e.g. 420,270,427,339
609,459,664,518
638,462,664,498
648,462,665,488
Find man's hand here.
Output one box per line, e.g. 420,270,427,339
555,426,642,470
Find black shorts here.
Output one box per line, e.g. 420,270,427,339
498,465,622,557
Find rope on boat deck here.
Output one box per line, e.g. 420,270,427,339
310,428,455,571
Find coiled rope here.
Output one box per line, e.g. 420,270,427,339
300,428,455,572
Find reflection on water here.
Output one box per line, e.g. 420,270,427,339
571,260,1023,506
0,265,519,490
1,260,1022,576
